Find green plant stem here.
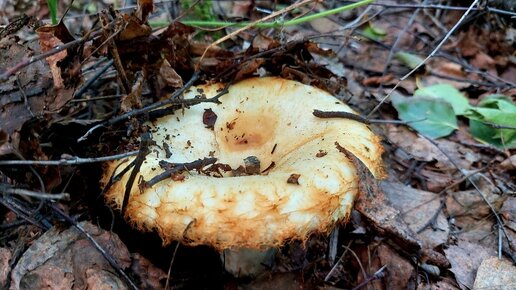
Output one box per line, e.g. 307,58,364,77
47,0,58,25
175,0,374,28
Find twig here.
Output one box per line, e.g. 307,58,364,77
367,0,480,118
16,76,34,117
101,10,131,93
313,110,371,124
77,71,202,142
0,151,138,166
376,0,424,98
351,265,388,290
1,187,70,201
74,60,114,98
312,110,426,125
197,0,317,65
49,205,139,290
144,157,217,188
481,121,516,130
165,241,181,290
325,240,353,282
121,133,152,215
0,196,51,230
416,198,445,233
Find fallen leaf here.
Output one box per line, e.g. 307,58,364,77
392,95,458,139
10,222,132,290
387,125,480,170
414,84,472,115
251,34,279,52
130,253,167,290
444,240,494,290
362,74,395,86
158,59,183,89
0,34,75,156
362,23,387,41
35,22,76,89
395,51,425,70
375,244,414,289
355,175,421,255
465,95,516,148
381,181,449,248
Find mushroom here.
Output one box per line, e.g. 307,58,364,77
101,77,384,276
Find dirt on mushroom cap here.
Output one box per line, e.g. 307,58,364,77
102,77,384,250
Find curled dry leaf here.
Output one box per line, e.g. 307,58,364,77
0,34,74,156
102,77,384,250
35,22,76,89
10,222,131,290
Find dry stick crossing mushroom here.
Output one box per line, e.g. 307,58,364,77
102,77,385,276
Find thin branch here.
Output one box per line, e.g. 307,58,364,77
0,151,138,166
481,121,516,130
197,0,317,64
74,60,114,98
1,187,70,201
165,242,181,290
312,110,426,125
121,133,152,215
351,264,388,290
77,71,202,142
367,0,480,118
144,157,217,188
0,196,51,230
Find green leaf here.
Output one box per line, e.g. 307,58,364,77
392,95,458,139
464,95,516,148
414,84,471,115
477,95,516,113
394,51,424,70
362,23,387,41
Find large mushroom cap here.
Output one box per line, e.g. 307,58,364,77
102,77,384,250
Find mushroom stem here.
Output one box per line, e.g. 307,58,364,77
222,247,277,277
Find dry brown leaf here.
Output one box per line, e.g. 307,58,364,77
35,22,75,89
355,176,421,253
501,197,516,232
10,222,131,290
362,74,395,86
444,240,495,290
136,0,154,23
130,253,167,290
386,125,480,170
376,244,414,289
0,35,74,156
381,181,449,248
158,60,183,89
251,34,279,52
119,14,152,41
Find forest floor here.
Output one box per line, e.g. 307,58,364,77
0,0,515,289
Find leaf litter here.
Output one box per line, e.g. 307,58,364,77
0,0,515,289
